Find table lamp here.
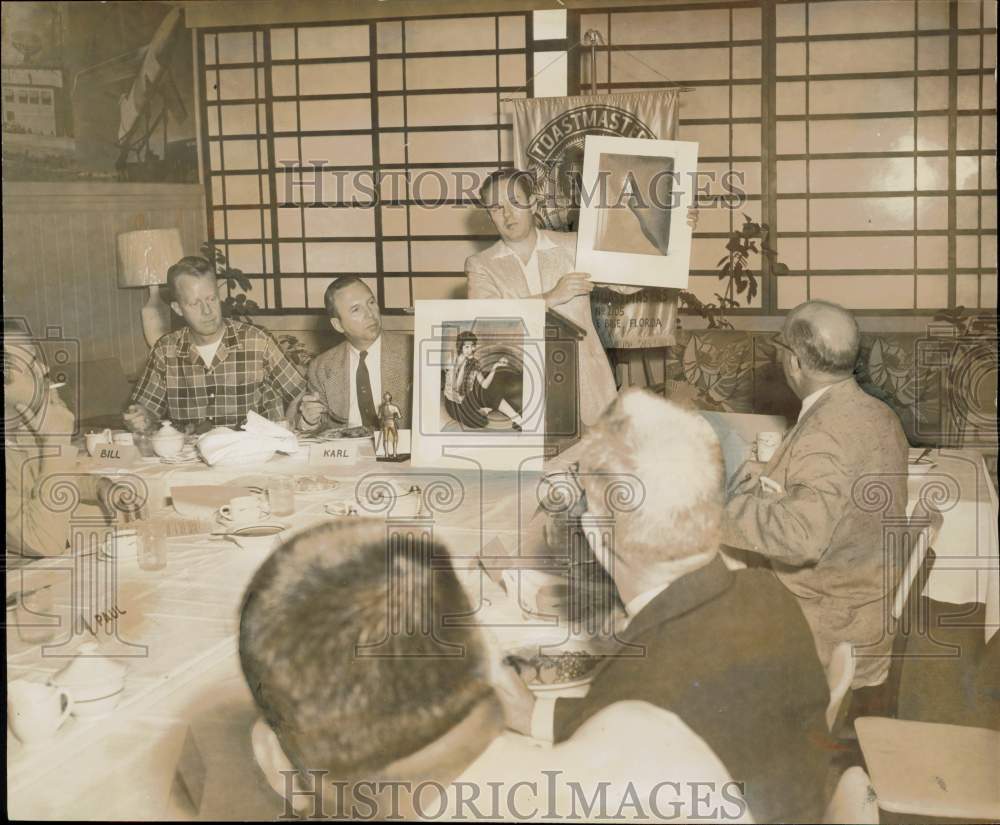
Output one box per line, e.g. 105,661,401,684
117,228,184,347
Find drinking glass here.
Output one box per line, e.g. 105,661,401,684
267,476,296,517
16,586,58,644
136,520,168,571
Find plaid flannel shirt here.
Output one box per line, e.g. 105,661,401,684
129,320,306,428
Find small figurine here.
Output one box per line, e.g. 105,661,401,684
377,391,402,459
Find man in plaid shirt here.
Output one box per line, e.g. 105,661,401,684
125,257,306,431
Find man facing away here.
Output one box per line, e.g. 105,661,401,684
288,276,412,433
4,323,115,563
495,390,831,824
722,300,909,689
124,256,305,432
238,519,751,822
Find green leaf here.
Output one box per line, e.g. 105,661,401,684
772,262,790,276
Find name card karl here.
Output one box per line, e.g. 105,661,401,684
309,439,362,466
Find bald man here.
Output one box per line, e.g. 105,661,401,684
722,300,909,688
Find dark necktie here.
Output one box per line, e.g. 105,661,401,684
356,350,379,428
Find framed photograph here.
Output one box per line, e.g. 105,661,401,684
575,135,699,289
411,299,548,472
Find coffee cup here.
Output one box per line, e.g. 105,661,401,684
756,431,782,463
502,568,567,618
324,501,359,517
218,495,270,525
85,429,114,457
7,680,73,746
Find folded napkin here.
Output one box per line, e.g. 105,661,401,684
196,412,299,466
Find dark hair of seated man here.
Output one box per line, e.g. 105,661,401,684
238,519,497,803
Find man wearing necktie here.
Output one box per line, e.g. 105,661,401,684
289,277,412,433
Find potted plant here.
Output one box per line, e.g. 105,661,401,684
678,214,787,329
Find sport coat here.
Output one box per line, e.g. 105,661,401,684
552,556,831,824
287,332,413,429
722,378,909,687
465,230,618,427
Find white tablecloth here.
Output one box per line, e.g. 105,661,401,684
5,446,584,818
906,448,1000,643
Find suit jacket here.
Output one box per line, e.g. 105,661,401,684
287,332,413,429
553,556,831,824
465,231,618,427
721,378,909,687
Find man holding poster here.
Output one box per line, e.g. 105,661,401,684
466,169,696,427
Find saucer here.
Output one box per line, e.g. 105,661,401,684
221,522,289,552
216,513,272,528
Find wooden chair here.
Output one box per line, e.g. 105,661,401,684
856,717,1000,821
825,641,856,733
66,356,133,430
822,766,878,825
850,521,939,722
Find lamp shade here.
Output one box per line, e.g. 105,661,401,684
117,229,184,288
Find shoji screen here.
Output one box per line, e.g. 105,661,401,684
376,14,527,309
200,13,529,314
774,0,997,312
578,3,766,310
954,0,997,310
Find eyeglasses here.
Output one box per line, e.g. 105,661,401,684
771,333,795,355
539,461,586,514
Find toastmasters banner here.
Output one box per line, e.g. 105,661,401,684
511,91,681,349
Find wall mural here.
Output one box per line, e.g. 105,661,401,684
1,0,196,183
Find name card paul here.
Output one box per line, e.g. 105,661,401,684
308,439,362,466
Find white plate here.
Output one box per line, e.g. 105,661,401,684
294,475,341,495
527,675,596,694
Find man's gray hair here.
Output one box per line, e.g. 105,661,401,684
578,390,724,564
784,300,860,375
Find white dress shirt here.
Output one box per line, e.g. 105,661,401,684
797,384,832,422
347,334,383,428
494,230,560,296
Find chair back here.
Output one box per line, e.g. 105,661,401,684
66,356,132,428
822,766,878,824
825,641,855,732
892,524,934,621
882,523,938,718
